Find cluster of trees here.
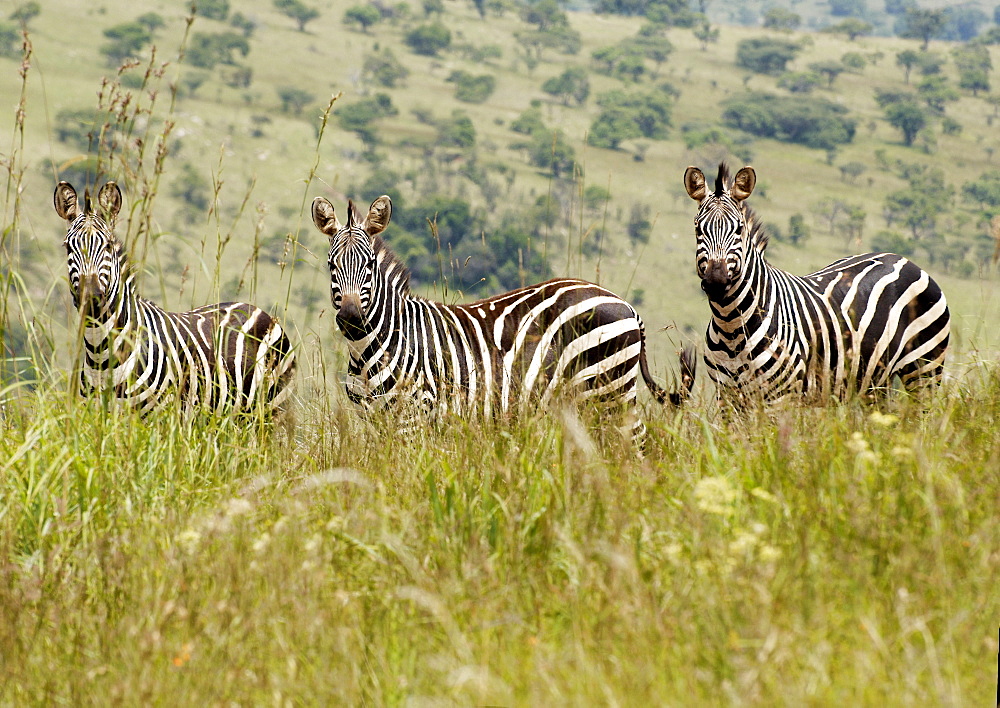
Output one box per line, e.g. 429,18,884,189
722,93,856,151
336,93,400,151
509,106,578,178
591,33,674,82
346,168,551,294
588,86,676,151
447,71,497,103
362,49,410,88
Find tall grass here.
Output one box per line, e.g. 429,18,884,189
1,14,998,706
0,373,997,703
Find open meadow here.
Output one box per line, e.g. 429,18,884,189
1,0,999,702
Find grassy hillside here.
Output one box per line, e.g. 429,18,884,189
1,1,999,702
2,0,1000,378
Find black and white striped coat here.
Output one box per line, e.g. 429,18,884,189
55,181,295,414
684,164,950,402
312,195,693,439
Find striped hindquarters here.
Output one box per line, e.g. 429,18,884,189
90,300,296,414
812,252,950,392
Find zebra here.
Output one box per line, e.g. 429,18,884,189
683,163,950,403
311,194,694,442
54,180,296,414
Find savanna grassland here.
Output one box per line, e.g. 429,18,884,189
1,0,999,703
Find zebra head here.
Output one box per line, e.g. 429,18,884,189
54,181,124,318
684,164,756,298
312,194,392,338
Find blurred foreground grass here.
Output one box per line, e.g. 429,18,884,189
0,368,996,704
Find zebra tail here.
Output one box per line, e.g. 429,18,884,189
639,336,696,407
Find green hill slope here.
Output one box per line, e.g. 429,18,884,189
2,0,1000,383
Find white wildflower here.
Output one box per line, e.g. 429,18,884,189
869,411,899,427
693,476,739,516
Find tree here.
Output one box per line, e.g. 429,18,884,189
829,0,865,16
824,18,872,41
916,75,959,113
277,86,314,115
736,37,801,75
541,67,590,106
838,161,867,184
587,107,642,149
528,129,576,177
722,92,856,150
953,44,992,96
172,163,210,213
510,107,545,135
224,65,253,89
274,0,320,31
184,32,250,69
778,71,821,94
337,93,398,148
10,1,40,26
230,12,257,37
436,111,476,148
899,8,946,50
942,6,987,41
838,204,866,247
423,0,445,15
594,0,696,24
363,49,409,88
519,0,568,30
595,87,674,139
883,100,927,146
841,52,866,72
884,168,953,240
137,12,165,34
895,49,920,83
627,203,652,245
787,213,810,245
763,8,800,32
809,60,845,88
447,70,496,103
344,4,381,32
405,22,451,55
871,230,915,257
101,22,152,67
693,23,719,51
515,26,580,61
915,51,945,76
0,22,19,59
194,0,230,21
961,169,1000,209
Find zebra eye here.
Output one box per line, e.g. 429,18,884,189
735,224,744,235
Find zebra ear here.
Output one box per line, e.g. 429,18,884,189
365,195,392,236
98,182,122,220
683,167,707,202
731,167,756,202
311,197,342,237
54,181,80,222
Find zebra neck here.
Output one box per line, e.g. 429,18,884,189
344,258,417,360
708,251,776,333
81,275,139,347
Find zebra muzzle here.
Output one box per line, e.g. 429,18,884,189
700,260,730,297
336,293,366,337
78,274,105,314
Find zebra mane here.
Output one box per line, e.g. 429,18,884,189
714,162,768,253
372,233,414,295
742,202,769,253
714,162,729,197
